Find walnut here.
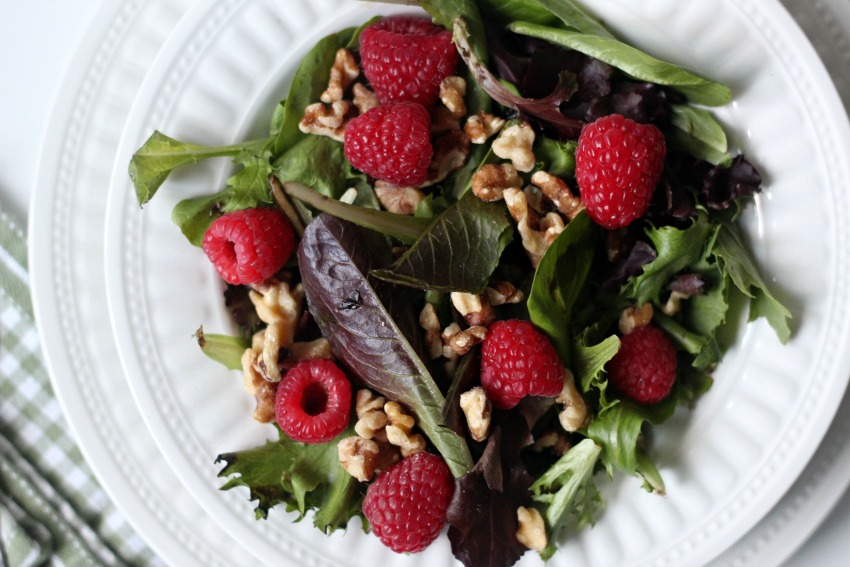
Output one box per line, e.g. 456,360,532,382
504,188,564,267
661,291,689,316
352,83,379,114
459,387,491,442
450,291,496,327
384,401,427,457
419,303,444,360
492,122,536,172
354,389,388,442
531,429,572,456
516,506,547,551
439,76,467,117
338,436,400,482
279,338,334,370
241,348,276,423
531,171,585,221
447,325,488,356
441,323,463,362
619,303,654,335
423,129,470,186
431,105,461,135
556,369,588,432
373,181,425,215
485,281,524,306
464,111,506,144
249,281,305,382
298,100,353,141
320,48,359,104
471,163,521,202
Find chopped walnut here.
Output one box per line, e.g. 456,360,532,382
354,389,388,442
441,323,463,362
352,83,379,114
337,436,400,482
384,401,427,457
447,325,487,356
464,111,506,144
619,303,655,335
531,171,585,221
516,506,547,551
423,129,470,186
459,387,491,442
431,105,461,135
531,429,572,456
419,303,444,360
492,122,536,172
241,348,276,423
439,76,467,117
661,290,689,316
504,188,564,267
471,163,522,202
298,100,353,141
556,369,588,432
320,48,359,104
249,281,305,382
450,292,496,327
374,181,425,215
279,338,334,370
485,281,524,306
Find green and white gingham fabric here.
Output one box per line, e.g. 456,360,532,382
0,205,160,566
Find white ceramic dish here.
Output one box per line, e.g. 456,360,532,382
104,0,850,566
27,0,850,566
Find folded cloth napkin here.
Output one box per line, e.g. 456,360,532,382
0,205,161,566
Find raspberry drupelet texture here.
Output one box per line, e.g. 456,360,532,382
607,325,678,404
344,102,433,186
362,452,455,553
575,114,666,229
201,207,295,285
480,319,565,410
359,15,459,106
274,359,352,444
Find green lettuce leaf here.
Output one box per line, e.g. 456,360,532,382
193,327,248,370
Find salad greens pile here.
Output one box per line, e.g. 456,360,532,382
129,0,791,565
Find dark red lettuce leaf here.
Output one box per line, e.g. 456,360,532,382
447,415,534,567
224,284,263,335
668,273,706,296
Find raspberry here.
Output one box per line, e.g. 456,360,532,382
201,207,295,285
274,359,352,444
575,114,666,229
359,16,458,106
480,320,565,410
362,452,454,553
344,102,433,186
607,325,678,404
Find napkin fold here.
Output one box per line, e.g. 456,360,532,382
0,204,160,566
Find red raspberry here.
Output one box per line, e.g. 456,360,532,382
480,320,565,410
274,359,352,443
575,114,666,229
201,207,295,285
359,15,458,106
362,452,454,553
344,102,433,186
607,325,678,404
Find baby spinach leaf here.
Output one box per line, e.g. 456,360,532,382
298,214,473,477
171,189,232,246
713,223,792,343
420,1,488,63
669,104,731,165
280,180,429,245
371,192,513,293
527,211,597,366
476,0,560,27
529,438,602,560
128,131,273,206
531,0,615,38
273,135,349,200
271,25,360,156
508,22,732,106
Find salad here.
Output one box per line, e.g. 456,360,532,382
128,0,792,565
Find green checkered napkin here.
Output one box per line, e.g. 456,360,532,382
0,204,161,566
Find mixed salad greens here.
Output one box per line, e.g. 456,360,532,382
129,0,791,564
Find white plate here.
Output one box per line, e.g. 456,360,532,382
104,0,850,566
27,0,253,565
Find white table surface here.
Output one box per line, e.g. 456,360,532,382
3,1,849,565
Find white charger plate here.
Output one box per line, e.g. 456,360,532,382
26,0,850,566
103,1,850,566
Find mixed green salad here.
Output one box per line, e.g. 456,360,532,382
128,0,791,565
